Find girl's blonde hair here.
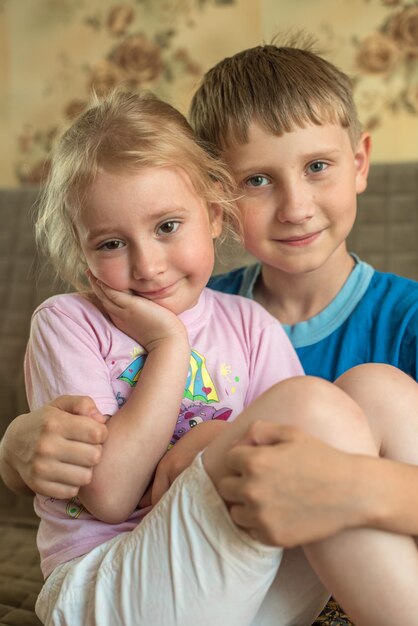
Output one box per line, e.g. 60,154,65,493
36,89,240,291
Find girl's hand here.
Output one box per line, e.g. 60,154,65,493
148,420,229,506
87,272,187,351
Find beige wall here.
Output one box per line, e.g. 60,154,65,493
0,0,417,187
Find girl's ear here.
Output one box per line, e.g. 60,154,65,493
209,203,224,239
354,132,372,195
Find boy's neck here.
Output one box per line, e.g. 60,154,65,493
254,251,356,326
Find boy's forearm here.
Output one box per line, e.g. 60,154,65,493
0,420,34,496
360,455,418,536
314,452,418,537
79,336,190,523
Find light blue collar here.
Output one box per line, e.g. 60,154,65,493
238,256,375,348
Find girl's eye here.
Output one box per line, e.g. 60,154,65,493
245,174,270,188
99,240,124,251
308,161,328,174
158,221,180,235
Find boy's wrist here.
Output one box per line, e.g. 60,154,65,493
360,456,418,535
347,454,397,531
0,422,32,495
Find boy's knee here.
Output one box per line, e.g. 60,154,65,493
266,376,375,455
337,363,414,392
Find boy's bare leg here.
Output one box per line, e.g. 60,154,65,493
203,376,418,626
336,363,418,468
336,363,418,548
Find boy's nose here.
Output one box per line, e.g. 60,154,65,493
275,183,314,224
131,243,166,281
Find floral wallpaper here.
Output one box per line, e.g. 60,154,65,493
352,0,418,131
0,0,417,187
1,0,253,187
263,0,418,163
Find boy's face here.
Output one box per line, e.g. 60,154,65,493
76,166,222,315
222,122,370,277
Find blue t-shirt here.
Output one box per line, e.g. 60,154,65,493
208,259,418,382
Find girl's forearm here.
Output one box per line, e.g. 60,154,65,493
79,335,190,523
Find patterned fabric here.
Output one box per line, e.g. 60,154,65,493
313,598,353,625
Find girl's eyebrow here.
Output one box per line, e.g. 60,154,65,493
84,225,119,241
85,206,191,240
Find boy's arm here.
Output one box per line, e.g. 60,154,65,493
0,396,107,498
77,281,190,523
217,421,418,546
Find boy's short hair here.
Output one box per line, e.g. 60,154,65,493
36,89,240,291
189,33,362,151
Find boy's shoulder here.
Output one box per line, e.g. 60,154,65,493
367,268,418,307
204,285,276,325
208,263,259,296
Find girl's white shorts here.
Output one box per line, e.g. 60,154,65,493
36,453,329,626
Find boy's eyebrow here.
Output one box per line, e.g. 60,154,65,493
232,148,343,175
302,148,342,160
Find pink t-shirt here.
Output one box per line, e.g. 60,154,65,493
25,288,303,578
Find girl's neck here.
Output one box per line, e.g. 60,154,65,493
253,252,355,326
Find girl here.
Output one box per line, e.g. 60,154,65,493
25,89,418,626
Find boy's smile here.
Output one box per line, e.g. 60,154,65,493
76,166,222,315
222,122,370,280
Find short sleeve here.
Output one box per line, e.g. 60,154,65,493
24,297,119,416
245,319,304,407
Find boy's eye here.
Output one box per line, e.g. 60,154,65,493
158,221,180,235
99,239,124,250
308,161,328,174
245,174,270,188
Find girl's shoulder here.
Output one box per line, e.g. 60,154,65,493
32,291,104,322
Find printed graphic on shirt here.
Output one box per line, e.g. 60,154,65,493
66,497,85,519
184,349,219,402
170,400,232,446
118,351,147,386
220,362,241,396
118,348,219,403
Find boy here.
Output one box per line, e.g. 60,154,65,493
190,35,418,382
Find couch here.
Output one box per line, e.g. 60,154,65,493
0,162,417,625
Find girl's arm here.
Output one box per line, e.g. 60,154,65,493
76,281,191,523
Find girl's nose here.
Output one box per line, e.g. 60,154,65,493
131,243,166,281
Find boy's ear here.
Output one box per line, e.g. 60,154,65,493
209,203,224,239
354,132,372,195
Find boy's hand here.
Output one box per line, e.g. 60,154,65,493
218,421,360,547
87,272,187,350
148,420,229,506
0,396,107,499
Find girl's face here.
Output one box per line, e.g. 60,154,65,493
76,166,223,315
